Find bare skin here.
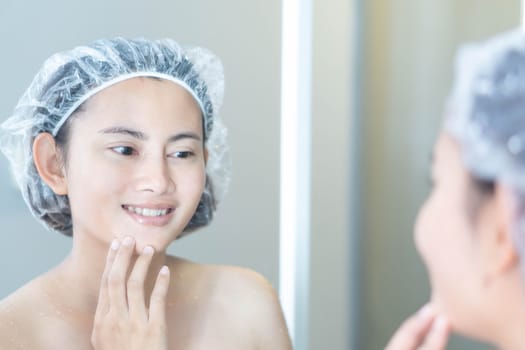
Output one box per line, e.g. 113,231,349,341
386,134,525,349
0,78,292,349
0,239,291,349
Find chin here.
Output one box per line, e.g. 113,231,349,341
430,294,474,336
133,240,168,253
429,288,450,318
129,228,182,252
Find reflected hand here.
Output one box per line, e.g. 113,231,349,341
385,304,450,350
91,237,170,350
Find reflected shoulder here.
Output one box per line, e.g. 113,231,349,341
178,261,293,350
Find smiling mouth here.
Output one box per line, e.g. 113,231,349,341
122,205,174,217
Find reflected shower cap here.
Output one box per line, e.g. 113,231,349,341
444,29,525,270
0,37,231,237
446,29,525,189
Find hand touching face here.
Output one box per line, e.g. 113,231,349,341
91,236,171,350
385,304,449,350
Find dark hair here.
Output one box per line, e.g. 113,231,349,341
471,176,495,195
466,174,495,221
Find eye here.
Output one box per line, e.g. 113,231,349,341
112,146,136,156
172,151,194,159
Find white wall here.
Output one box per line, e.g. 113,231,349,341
310,0,355,348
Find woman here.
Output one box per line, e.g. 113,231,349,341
387,29,525,349
0,38,291,349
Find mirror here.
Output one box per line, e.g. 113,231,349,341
0,0,521,349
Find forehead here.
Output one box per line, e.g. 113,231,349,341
435,133,458,163
84,77,200,110
74,77,203,129
433,132,470,179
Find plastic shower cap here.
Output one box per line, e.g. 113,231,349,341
445,29,525,190
444,29,525,271
0,37,230,237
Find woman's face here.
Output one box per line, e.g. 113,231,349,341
62,77,206,251
414,132,489,336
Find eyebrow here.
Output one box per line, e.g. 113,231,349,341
98,126,202,142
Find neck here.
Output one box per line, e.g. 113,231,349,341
486,274,525,350
496,306,525,350
497,323,525,350
52,231,169,317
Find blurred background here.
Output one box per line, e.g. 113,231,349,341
0,0,520,349
358,1,520,349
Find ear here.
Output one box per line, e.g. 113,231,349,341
33,132,68,195
482,184,520,279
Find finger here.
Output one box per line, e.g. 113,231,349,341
420,316,449,350
107,236,135,314
148,265,170,323
94,239,120,320
385,304,436,350
127,245,155,319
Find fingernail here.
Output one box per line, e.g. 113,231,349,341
160,265,169,275
433,316,448,331
418,304,433,320
111,239,120,250
143,246,154,255
123,236,134,246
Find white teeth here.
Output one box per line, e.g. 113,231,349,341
125,206,170,217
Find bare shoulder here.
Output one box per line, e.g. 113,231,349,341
203,263,277,297
169,256,279,303
0,282,42,349
167,257,292,349
211,265,292,345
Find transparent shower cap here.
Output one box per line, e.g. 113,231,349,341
445,29,525,190
444,29,525,272
0,37,231,237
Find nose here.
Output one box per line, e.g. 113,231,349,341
134,155,175,194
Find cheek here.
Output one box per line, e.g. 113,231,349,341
414,198,435,262
68,156,123,191
65,157,126,215
176,166,206,199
